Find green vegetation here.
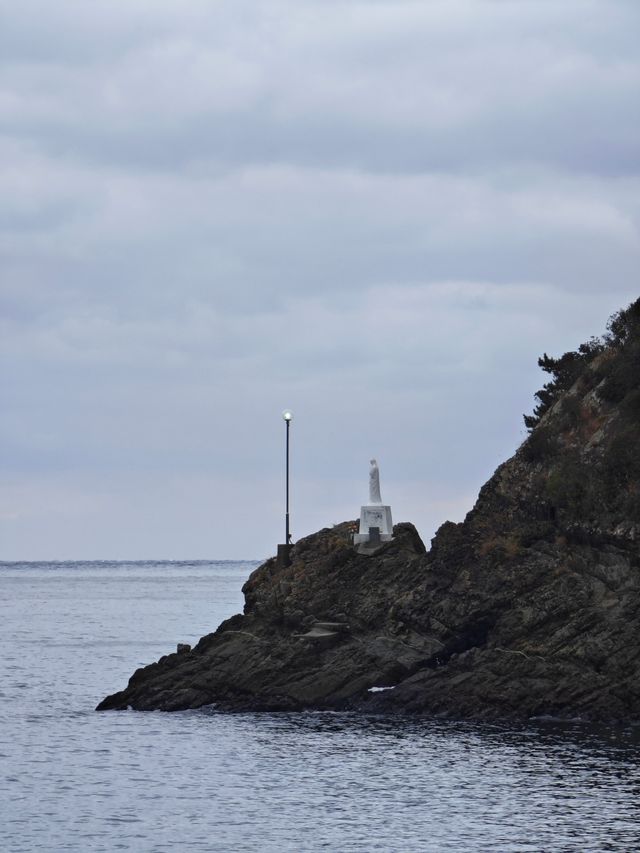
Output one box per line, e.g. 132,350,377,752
523,337,604,431
544,450,599,518
521,424,558,463
522,297,640,529
541,425,640,528
524,297,640,432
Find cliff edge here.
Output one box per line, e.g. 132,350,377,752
97,299,640,720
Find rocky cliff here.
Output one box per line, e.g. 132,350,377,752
97,299,640,720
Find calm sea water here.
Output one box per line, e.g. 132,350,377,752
1,560,640,853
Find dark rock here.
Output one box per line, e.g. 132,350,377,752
97,301,640,721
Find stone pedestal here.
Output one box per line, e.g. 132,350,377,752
353,504,393,545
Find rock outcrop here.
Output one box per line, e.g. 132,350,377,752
97,299,640,720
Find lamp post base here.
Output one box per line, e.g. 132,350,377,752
277,544,292,568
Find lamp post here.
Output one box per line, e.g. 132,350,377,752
282,410,293,545
277,410,294,567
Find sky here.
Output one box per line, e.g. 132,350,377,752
1,0,639,560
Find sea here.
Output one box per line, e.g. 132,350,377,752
1,560,640,853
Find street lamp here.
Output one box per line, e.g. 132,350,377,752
277,410,294,568
282,410,293,546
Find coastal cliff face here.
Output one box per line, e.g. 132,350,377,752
97,300,640,720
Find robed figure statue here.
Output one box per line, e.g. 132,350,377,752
369,458,382,504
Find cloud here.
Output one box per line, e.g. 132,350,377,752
2,1,638,175
1,0,639,557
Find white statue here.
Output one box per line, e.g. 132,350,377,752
353,457,393,545
369,458,382,504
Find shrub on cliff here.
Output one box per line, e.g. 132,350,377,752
521,297,640,529
523,338,603,431
524,297,640,431
521,424,558,463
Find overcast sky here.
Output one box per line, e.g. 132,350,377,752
1,0,639,560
